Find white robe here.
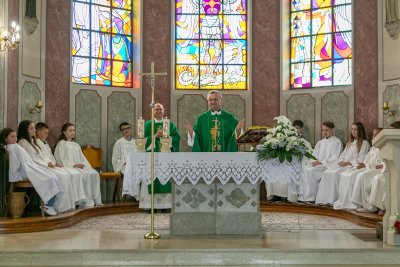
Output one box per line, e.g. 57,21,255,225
112,137,136,174
299,136,342,202
350,147,383,211
315,139,370,205
37,139,87,205
7,144,62,203
18,139,75,213
369,173,386,210
54,140,102,206
334,146,382,210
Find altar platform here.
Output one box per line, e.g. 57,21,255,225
1,227,399,266
0,202,392,266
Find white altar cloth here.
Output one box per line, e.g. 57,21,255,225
122,152,303,199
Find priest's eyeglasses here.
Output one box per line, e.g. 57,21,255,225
208,98,221,102
121,127,131,131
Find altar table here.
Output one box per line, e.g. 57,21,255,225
123,152,302,235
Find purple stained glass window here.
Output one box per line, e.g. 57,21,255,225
175,0,248,90
72,0,138,88
290,0,352,88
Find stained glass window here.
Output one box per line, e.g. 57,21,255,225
290,0,352,88
72,0,140,88
175,0,248,90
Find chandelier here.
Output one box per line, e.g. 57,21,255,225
0,21,20,52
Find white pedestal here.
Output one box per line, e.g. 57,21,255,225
373,129,400,245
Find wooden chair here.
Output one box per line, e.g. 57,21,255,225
81,145,121,203
4,179,45,217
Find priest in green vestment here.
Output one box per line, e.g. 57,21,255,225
192,90,239,152
142,103,180,212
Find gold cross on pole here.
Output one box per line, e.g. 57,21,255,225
139,62,167,240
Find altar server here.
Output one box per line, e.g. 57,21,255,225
112,122,136,174
299,122,342,202
17,121,75,213
315,122,370,205
0,128,61,216
54,123,102,207
35,122,87,207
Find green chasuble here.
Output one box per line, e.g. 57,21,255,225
192,109,238,152
144,120,180,194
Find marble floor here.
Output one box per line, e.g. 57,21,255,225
67,211,369,231
0,212,398,266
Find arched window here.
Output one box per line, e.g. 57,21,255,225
290,0,352,88
71,0,140,88
175,0,248,90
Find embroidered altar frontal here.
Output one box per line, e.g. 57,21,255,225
171,179,261,235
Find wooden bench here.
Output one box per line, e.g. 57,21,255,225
82,145,122,203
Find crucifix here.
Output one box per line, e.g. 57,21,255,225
139,62,167,240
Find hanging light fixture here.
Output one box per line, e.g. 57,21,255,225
0,21,21,52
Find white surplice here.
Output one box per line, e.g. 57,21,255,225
315,139,370,205
7,144,62,203
350,147,383,211
334,146,382,210
54,140,102,206
37,139,87,205
299,136,342,202
112,137,136,174
18,139,75,213
369,173,386,210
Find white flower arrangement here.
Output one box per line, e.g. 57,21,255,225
256,116,316,163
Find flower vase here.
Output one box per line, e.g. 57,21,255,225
5,192,30,219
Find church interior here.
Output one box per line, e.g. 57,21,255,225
1,0,400,266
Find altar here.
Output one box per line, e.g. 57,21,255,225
123,152,303,235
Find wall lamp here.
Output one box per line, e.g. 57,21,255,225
383,101,396,116
28,100,44,114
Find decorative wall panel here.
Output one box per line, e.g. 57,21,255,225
177,95,207,152
321,91,348,144
20,81,41,123
75,90,101,147
383,84,400,127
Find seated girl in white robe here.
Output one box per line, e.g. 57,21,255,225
17,120,75,213
0,128,62,216
54,123,102,207
299,121,343,202
315,122,370,206
349,128,384,212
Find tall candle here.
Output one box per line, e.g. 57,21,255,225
137,116,145,138
163,117,170,137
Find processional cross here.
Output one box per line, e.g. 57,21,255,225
139,62,167,240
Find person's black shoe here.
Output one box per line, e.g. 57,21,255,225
269,196,282,202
